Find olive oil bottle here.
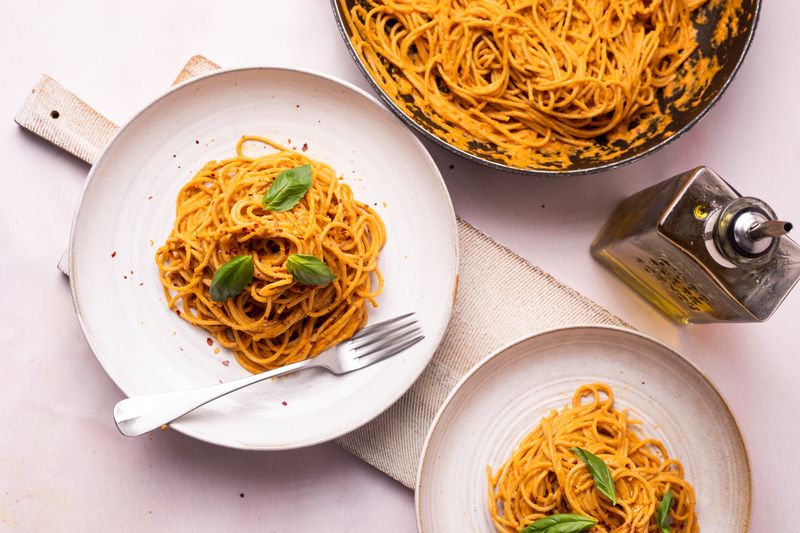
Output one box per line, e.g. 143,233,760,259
591,167,800,323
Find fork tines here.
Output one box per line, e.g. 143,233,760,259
350,313,423,360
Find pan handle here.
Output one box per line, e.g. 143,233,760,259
14,55,222,275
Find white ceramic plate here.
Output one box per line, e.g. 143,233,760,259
69,67,458,449
416,326,751,532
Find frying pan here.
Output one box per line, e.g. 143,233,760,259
332,0,762,175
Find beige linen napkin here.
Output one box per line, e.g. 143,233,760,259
336,219,627,487
15,56,627,489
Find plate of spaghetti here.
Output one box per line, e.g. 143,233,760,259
69,67,458,449
416,326,750,531
333,0,760,174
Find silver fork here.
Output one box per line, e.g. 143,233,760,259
113,313,422,437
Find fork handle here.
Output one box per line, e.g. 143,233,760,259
113,358,314,437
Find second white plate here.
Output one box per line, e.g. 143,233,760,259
416,326,750,532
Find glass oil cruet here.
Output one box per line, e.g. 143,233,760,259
591,166,800,323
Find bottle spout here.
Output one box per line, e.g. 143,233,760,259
747,220,793,240
714,197,784,265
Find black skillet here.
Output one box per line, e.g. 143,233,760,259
331,0,761,175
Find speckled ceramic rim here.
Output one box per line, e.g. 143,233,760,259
414,324,752,531
330,1,762,176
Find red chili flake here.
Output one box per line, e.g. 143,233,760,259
221,360,230,367
195,140,199,144
295,104,300,109
172,154,176,158
111,251,117,258
218,379,223,384
123,275,127,279
206,338,213,346
130,270,134,275
179,347,184,352
175,309,181,316
281,401,287,406
301,143,308,152
148,196,153,200
287,138,292,144
139,282,144,286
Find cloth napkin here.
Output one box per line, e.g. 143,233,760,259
337,219,627,487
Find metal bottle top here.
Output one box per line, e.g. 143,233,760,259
714,197,793,267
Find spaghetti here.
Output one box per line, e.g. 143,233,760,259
342,0,709,167
156,135,386,373
488,384,698,532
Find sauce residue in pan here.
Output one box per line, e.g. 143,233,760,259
343,0,747,171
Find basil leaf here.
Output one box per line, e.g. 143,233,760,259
210,255,254,302
656,488,674,532
285,254,336,285
572,447,617,505
520,514,597,533
262,164,313,211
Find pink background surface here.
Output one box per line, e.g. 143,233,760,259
2,1,798,531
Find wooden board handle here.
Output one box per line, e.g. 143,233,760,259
15,75,120,165
14,55,221,166
17,54,222,274
172,55,221,85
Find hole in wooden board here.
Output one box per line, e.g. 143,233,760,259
50,110,60,119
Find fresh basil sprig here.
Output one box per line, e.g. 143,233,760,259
210,255,254,301
572,447,617,505
262,164,313,212
285,254,336,285
656,487,674,532
520,514,598,533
